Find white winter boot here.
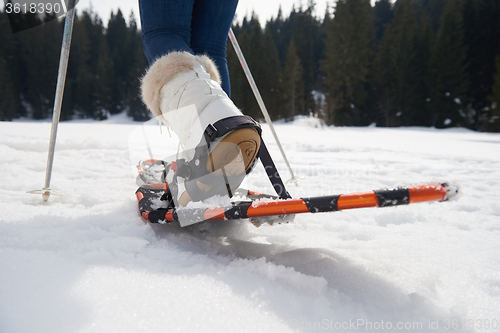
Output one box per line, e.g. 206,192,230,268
141,51,261,206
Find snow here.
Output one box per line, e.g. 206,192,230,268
1,114,499,332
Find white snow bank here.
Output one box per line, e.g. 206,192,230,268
0,116,499,332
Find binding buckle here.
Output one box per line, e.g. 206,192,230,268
205,124,218,142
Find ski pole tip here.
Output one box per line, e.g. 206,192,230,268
286,175,304,186
27,188,63,202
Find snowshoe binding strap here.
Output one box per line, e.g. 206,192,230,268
164,115,291,204
258,140,292,199
210,117,291,199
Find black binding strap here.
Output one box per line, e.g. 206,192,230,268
258,141,292,199
181,115,291,201
183,116,262,201
203,116,262,149
206,116,291,200
209,116,291,200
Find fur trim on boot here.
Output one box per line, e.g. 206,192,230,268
141,52,221,117
195,54,221,85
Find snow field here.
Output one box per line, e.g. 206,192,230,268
0,114,499,332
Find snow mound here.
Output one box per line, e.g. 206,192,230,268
0,119,499,332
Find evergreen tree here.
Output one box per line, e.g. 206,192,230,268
94,50,114,118
412,15,434,126
106,10,129,114
0,56,17,120
69,11,93,119
79,9,111,119
372,0,423,126
488,54,500,131
462,0,500,130
429,0,468,128
0,10,20,119
290,4,323,115
416,0,449,32
126,13,149,121
373,0,394,43
226,25,251,113
282,40,304,120
19,14,62,119
266,6,291,65
83,10,114,119
228,22,262,120
259,29,285,119
323,0,375,125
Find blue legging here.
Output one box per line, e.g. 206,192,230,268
139,0,238,96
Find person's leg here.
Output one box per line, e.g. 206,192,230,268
139,0,261,207
139,0,195,65
191,0,239,96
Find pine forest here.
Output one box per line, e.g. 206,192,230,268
1,0,499,132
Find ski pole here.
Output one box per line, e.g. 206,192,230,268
28,0,76,202
228,28,298,184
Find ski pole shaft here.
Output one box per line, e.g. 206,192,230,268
42,0,76,201
228,28,297,182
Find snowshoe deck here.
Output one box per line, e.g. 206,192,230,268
135,159,459,226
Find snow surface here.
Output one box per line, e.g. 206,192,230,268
0,114,499,333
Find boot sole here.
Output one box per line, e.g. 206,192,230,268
178,128,261,206
207,128,261,174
